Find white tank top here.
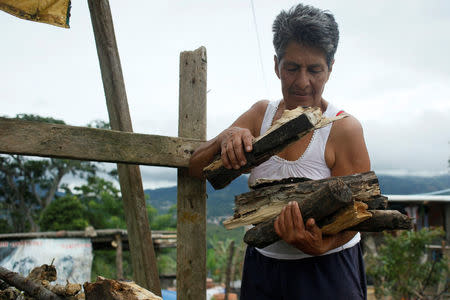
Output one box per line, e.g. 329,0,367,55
248,99,360,260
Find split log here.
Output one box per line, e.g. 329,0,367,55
241,179,353,248
320,201,372,235
225,172,385,231
83,276,162,300
224,178,353,229
348,210,413,232
0,266,63,300
204,106,346,189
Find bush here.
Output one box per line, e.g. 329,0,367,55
39,195,88,231
366,228,449,299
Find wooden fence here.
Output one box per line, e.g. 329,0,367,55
0,0,208,299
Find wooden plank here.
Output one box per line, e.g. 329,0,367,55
203,107,345,189
87,0,161,295
177,47,207,300
0,117,201,168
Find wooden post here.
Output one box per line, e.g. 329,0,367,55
87,0,161,295
445,203,450,243
177,47,207,300
115,234,123,280
224,240,235,300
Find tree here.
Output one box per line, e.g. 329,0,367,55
366,228,449,299
0,114,96,232
39,195,89,231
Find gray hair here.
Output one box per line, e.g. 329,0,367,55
273,3,339,68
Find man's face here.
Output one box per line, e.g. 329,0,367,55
275,41,333,110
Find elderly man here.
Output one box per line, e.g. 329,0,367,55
189,3,370,299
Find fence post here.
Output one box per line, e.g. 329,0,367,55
87,0,161,294
177,47,207,300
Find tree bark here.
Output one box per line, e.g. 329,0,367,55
224,240,235,300
347,210,412,232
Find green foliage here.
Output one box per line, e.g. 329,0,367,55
366,228,449,299
91,250,133,281
157,248,176,275
206,224,246,283
39,195,88,231
74,176,126,229
149,204,177,230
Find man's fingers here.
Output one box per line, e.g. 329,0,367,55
220,145,232,169
242,132,254,152
225,141,240,169
306,218,321,238
291,201,305,231
232,137,247,167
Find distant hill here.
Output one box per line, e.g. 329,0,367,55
145,173,450,219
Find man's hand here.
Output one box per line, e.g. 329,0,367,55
274,201,334,255
218,127,254,170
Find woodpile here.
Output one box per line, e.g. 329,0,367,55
223,172,412,248
0,265,162,300
0,264,82,300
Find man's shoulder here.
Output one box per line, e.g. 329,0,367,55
330,114,363,139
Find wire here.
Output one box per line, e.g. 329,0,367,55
250,0,269,96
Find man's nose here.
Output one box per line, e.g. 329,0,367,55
294,70,310,89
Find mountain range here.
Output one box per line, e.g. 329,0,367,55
145,173,450,219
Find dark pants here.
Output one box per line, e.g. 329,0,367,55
240,244,367,300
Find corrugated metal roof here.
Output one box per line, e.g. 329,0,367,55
386,195,450,202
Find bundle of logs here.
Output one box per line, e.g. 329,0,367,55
0,264,161,300
203,106,412,246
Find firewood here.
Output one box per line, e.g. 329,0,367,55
0,266,63,300
224,172,385,232
83,276,162,300
224,178,353,230
203,106,346,189
347,210,413,232
27,264,57,283
319,201,372,235
241,179,353,248
42,280,82,297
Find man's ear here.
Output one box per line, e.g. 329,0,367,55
326,59,335,81
274,55,280,79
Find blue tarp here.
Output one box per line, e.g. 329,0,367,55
162,289,176,300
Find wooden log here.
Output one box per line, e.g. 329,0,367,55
204,107,346,189
249,171,386,209
243,179,353,248
84,277,162,300
0,266,63,300
224,240,235,300
87,0,160,294
320,201,372,235
114,234,124,280
348,210,413,232
244,209,412,248
0,117,202,168
224,178,353,229
177,47,207,300
226,172,384,230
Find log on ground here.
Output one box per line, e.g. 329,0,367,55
204,106,346,189
84,276,162,300
0,266,63,300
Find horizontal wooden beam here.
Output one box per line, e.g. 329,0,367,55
0,118,203,168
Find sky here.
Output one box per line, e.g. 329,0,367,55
2,0,450,189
